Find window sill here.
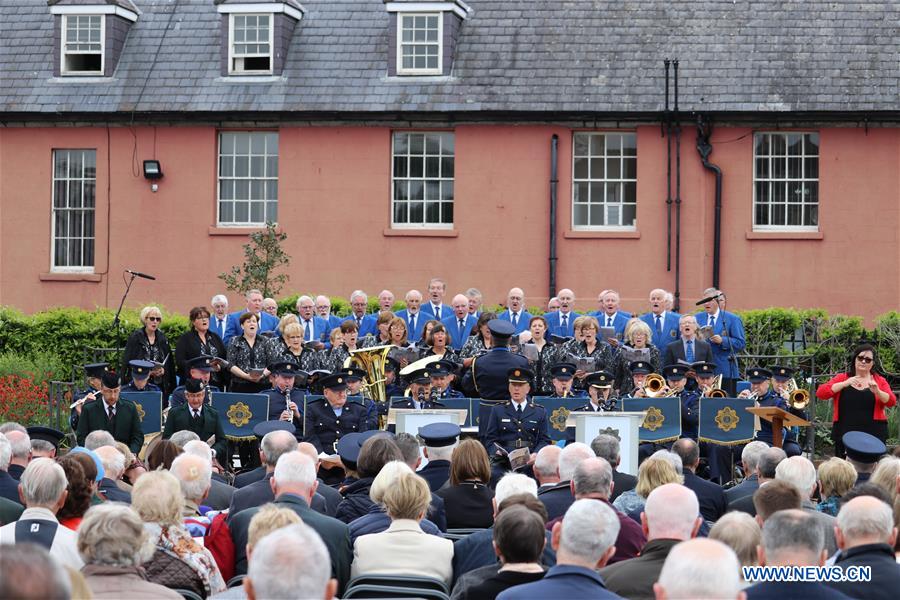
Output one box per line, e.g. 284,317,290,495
564,230,641,239
745,230,823,240
40,272,102,282
208,226,275,236
217,75,284,83
383,228,459,238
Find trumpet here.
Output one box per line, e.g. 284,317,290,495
780,378,810,410
702,374,728,398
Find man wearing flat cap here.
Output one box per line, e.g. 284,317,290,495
75,372,143,455
162,378,228,465
482,367,551,469
462,319,530,400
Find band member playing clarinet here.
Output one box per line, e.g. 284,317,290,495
261,361,304,435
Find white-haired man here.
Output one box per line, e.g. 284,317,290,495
544,288,579,337
599,484,703,598
466,288,483,317
343,290,376,337
498,287,533,335
1,427,30,480
694,287,746,393
442,294,478,350
377,290,395,313
182,439,235,510
223,289,279,344
0,458,83,569
591,289,632,345
826,496,900,598
95,445,131,503
396,289,426,340
654,538,744,599
640,288,681,349
210,294,230,340
498,499,622,599
315,295,344,332
662,314,714,368
245,522,337,600
724,441,769,502
538,442,594,521
170,453,213,535
296,295,329,344
534,445,562,491
775,455,837,555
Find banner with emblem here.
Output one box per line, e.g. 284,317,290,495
211,392,270,441
621,396,682,443
699,397,756,446
121,391,163,436
532,397,588,442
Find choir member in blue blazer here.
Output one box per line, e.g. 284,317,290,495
639,288,681,350
441,294,478,351
590,289,632,344
542,288,579,338
395,289,428,341
295,295,331,344
223,290,280,344
315,295,345,333
342,290,378,338
497,287,534,335
420,278,450,322
210,294,230,342
695,287,746,392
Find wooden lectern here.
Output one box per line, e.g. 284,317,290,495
746,406,810,449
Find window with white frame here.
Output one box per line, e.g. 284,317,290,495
572,132,638,229
397,13,442,75
753,132,819,230
52,150,97,270
229,14,273,74
62,15,104,75
218,132,279,226
392,132,454,227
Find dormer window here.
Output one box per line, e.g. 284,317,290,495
49,0,139,77
216,0,305,78
385,1,472,77
62,15,104,74
230,14,273,74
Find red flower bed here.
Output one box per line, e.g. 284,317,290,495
0,374,48,426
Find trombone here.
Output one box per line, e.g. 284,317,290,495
642,373,677,398
701,374,728,398
780,378,810,410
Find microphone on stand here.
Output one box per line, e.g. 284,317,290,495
695,293,721,306
126,269,156,280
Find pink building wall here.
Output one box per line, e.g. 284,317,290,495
1,124,897,321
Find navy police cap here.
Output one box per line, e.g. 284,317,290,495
747,367,773,383
842,431,886,464
253,420,295,440
550,363,577,380
418,422,461,447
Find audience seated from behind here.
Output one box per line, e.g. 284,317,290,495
708,511,761,588
653,538,744,600
244,522,337,600
435,439,496,529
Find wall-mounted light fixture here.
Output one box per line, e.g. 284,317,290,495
143,160,163,192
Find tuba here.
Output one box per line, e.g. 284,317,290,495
344,345,392,426
781,378,810,410
702,374,728,398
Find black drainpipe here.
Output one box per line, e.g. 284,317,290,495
549,134,559,298
696,115,723,288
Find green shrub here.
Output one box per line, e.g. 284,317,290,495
0,352,65,387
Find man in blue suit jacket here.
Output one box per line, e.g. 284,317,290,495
543,288,579,338
498,287,534,335
420,277,450,322
223,290,280,344
395,289,427,342
442,294,477,350
640,288,681,349
694,288,745,386
315,295,344,333
590,289,632,343
210,294,230,341
295,295,330,344
342,290,377,338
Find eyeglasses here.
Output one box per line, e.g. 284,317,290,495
856,356,874,364
147,316,162,322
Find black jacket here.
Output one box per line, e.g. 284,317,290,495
435,481,494,529
662,338,714,368
681,469,727,522
537,482,575,522
162,403,228,464
611,469,637,502
336,477,448,530
825,543,900,600
75,398,143,455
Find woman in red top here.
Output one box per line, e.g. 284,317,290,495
817,343,896,458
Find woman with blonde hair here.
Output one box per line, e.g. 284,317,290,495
613,319,660,396
279,321,320,372
122,305,175,394
567,315,615,391
870,456,900,505
612,457,682,517
131,470,226,597
352,471,454,584
817,457,858,516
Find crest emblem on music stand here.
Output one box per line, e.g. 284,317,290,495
715,407,739,432
550,406,571,432
643,406,665,432
227,402,253,428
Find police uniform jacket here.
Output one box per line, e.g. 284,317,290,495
418,459,451,492
679,388,701,439
463,348,529,400
261,387,305,432
390,397,446,411
162,403,228,464
302,399,369,454
483,401,552,454
755,390,799,445
436,387,464,399
75,397,144,455
121,381,161,393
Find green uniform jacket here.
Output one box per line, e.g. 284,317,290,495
75,397,144,455
162,404,228,464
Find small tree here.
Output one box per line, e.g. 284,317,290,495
219,222,291,297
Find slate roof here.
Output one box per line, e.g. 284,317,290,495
1,0,897,117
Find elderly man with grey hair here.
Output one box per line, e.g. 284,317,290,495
245,522,337,600
228,428,298,517
2,427,31,480
0,542,71,600
498,499,621,599
0,458,83,569
600,483,703,598
729,446,787,516
182,439,235,510
344,290,373,336
170,453,212,521
775,455,837,555
826,496,900,599
725,440,770,502
0,432,21,504
654,538,744,599
534,445,561,490
78,503,181,599
95,445,131,503
744,509,846,599
539,442,594,521
592,433,637,501
210,294,230,339
84,429,116,451
546,457,647,564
